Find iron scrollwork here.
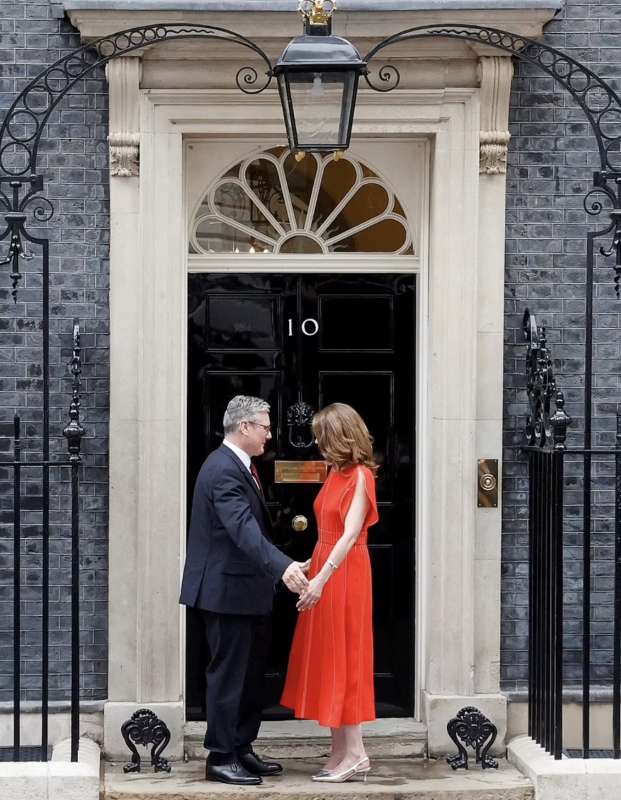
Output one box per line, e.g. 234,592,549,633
0,25,274,303
287,400,315,449
3,23,621,294
0,175,51,302
365,24,621,173
584,171,621,296
0,24,273,180
121,708,172,774
523,308,571,450
446,706,498,770
62,320,85,463
362,24,621,294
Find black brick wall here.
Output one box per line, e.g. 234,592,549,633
0,1,109,701
502,1,621,689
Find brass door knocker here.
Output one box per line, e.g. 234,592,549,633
287,401,315,448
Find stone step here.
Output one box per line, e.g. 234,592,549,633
103,757,534,800
184,719,428,760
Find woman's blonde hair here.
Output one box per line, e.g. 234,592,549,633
312,403,377,473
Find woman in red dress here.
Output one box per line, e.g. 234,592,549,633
281,403,379,783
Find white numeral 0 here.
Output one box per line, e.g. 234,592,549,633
301,318,319,336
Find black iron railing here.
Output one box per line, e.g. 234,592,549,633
523,310,621,760
2,321,84,763
526,447,564,759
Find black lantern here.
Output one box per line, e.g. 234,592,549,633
274,1,367,153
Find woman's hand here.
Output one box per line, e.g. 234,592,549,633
296,575,325,611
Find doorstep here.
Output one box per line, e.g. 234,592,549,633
103,757,534,800
184,719,428,759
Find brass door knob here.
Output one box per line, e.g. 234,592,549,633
291,515,308,532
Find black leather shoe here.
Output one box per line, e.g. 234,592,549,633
238,750,283,776
205,759,262,785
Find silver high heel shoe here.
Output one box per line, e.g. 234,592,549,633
311,762,348,779
312,754,355,780
312,757,370,783
312,768,330,779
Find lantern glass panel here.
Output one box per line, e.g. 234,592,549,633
280,70,356,150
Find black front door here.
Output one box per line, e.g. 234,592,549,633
186,273,415,720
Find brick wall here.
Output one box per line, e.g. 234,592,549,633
502,1,621,689
0,1,109,701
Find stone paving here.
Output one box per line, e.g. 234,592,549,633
103,757,534,800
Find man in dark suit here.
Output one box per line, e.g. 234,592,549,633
180,395,309,785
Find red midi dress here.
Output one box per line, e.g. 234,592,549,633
281,464,379,727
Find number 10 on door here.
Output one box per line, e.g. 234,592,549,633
288,318,319,337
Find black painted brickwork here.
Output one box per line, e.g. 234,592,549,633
502,1,621,690
0,1,109,701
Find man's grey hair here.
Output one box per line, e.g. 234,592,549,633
223,395,270,434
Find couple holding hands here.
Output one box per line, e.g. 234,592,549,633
180,395,378,785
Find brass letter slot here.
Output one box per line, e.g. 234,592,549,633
478,459,498,508
275,460,328,484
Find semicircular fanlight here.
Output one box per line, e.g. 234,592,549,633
189,147,414,255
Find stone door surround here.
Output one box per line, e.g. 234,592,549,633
82,2,557,759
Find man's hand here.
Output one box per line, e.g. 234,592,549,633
282,561,309,594
300,558,311,574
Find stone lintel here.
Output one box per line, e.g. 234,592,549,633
65,7,560,48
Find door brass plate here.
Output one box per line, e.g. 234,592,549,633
478,459,498,508
275,460,328,484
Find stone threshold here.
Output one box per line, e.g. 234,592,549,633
103,757,534,800
184,719,428,760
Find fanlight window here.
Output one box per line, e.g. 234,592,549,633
189,147,414,255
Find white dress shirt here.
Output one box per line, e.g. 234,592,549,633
223,438,252,472
223,439,262,494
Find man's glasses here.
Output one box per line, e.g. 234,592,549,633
246,421,272,434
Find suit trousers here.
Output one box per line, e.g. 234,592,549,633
202,610,271,757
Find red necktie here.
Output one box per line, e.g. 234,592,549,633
250,462,263,495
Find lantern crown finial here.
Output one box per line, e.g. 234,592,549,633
299,0,336,29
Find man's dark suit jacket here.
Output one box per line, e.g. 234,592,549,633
180,444,292,616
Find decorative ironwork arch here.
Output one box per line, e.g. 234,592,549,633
362,24,621,295
365,24,621,173
1,22,621,297
0,24,272,179
2,22,621,283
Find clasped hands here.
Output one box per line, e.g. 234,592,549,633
281,559,325,612
281,560,310,594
